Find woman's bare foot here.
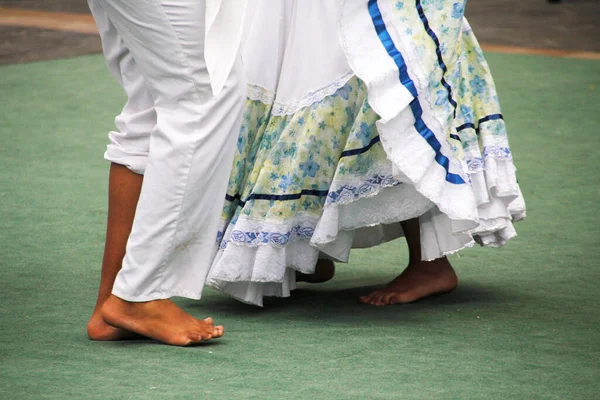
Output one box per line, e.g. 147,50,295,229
297,259,336,284
101,295,224,346
359,257,458,306
87,311,138,341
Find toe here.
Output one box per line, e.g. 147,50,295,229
360,290,380,304
175,334,193,346
375,292,391,306
381,292,397,305
204,317,214,325
192,332,211,342
368,291,385,305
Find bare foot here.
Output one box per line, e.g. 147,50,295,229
101,295,224,346
297,259,335,284
359,257,458,306
87,311,138,341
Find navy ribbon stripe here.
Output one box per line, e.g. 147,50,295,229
226,189,329,207
456,113,503,134
367,0,465,184
225,193,242,202
225,133,385,206
415,0,458,117
226,135,385,206
225,0,472,206
455,122,475,132
340,135,381,158
478,113,503,127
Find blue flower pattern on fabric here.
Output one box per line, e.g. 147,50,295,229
278,174,292,190
470,75,487,96
333,84,353,100
452,2,465,19
300,159,321,178
435,89,447,106
357,122,373,147
218,2,516,252
460,105,473,122
422,0,445,11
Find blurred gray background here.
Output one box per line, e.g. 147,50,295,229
0,0,599,65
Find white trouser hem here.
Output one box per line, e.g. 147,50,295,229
111,288,203,302
104,145,148,175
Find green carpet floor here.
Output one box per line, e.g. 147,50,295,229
1,53,599,399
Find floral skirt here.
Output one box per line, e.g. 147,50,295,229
207,0,526,306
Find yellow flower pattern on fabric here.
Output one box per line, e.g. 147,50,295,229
217,6,514,248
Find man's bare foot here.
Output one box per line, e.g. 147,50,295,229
101,295,224,346
359,257,458,306
297,259,335,284
87,311,138,341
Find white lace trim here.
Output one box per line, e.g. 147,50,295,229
339,1,478,226
324,162,400,205
211,185,434,295
246,84,275,105
211,178,525,306
208,7,527,305
246,72,355,116
219,214,320,249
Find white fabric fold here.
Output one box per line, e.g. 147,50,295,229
205,0,248,96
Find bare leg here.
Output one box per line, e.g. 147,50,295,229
87,164,224,344
86,0,237,346
359,218,458,306
297,259,336,284
87,163,143,340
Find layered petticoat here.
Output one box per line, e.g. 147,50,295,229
207,0,526,306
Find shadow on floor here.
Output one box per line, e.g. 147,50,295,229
186,282,526,325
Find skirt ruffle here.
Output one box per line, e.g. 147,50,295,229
208,0,525,305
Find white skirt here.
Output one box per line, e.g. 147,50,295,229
208,0,526,305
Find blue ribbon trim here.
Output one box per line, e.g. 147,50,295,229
367,0,465,184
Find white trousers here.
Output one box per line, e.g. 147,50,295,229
88,0,246,301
